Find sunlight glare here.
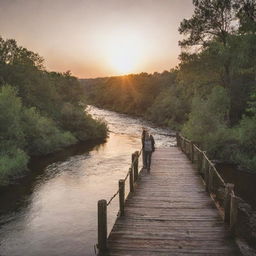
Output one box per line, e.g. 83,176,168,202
105,33,144,74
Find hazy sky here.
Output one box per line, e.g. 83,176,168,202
0,0,194,78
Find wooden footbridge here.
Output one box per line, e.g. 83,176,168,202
96,134,241,255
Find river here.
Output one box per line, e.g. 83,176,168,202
0,106,175,256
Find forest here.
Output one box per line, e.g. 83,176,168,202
0,37,107,184
82,0,256,172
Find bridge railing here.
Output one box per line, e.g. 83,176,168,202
97,149,143,255
176,133,239,233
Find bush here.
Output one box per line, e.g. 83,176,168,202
22,107,77,155
233,115,256,171
60,103,107,141
182,86,233,159
147,88,188,130
0,148,29,183
0,37,108,185
0,85,25,151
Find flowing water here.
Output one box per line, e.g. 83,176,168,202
0,106,175,256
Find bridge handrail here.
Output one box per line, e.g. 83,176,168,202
177,133,226,185
97,148,143,253
97,133,244,254
176,133,240,238
106,149,142,206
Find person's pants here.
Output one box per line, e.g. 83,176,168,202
144,151,152,170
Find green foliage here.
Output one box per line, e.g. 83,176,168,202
22,107,77,155
247,89,256,114
60,103,107,141
0,37,107,184
85,72,165,115
182,85,256,171
182,87,232,159
0,86,28,181
0,85,25,151
83,1,255,172
234,115,256,170
234,0,256,33
179,0,235,47
82,70,181,126
0,37,44,68
147,87,189,130
232,90,256,170
179,0,256,124
0,84,78,181
0,148,28,184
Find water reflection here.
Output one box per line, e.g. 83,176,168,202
0,106,174,256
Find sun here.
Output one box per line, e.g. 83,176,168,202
110,49,135,74
104,32,144,75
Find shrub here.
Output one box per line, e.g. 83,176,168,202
233,115,256,171
0,148,29,183
147,88,188,130
22,107,77,155
182,86,233,159
60,103,107,141
0,85,25,151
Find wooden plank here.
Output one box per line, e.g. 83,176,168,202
107,147,241,255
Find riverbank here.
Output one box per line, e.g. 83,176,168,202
0,106,255,255
0,138,106,217
0,114,107,187
0,106,175,256
90,105,256,215
0,38,109,186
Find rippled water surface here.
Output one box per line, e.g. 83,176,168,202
0,106,175,256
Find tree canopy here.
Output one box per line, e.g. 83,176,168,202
0,37,107,184
84,0,256,171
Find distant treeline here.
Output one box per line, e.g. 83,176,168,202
0,37,107,184
82,0,256,172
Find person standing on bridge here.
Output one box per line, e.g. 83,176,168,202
143,131,155,172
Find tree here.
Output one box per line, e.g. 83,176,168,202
0,85,28,180
0,36,108,183
234,0,256,33
0,36,44,69
182,86,233,158
179,0,236,47
178,0,238,90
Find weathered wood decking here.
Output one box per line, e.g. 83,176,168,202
107,147,241,255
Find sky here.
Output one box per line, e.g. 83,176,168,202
0,0,194,78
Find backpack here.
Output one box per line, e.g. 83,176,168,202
144,137,152,152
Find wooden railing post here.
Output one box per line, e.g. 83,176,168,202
230,193,238,235
224,183,234,223
129,168,134,193
98,199,107,254
119,179,125,216
132,152,139,182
